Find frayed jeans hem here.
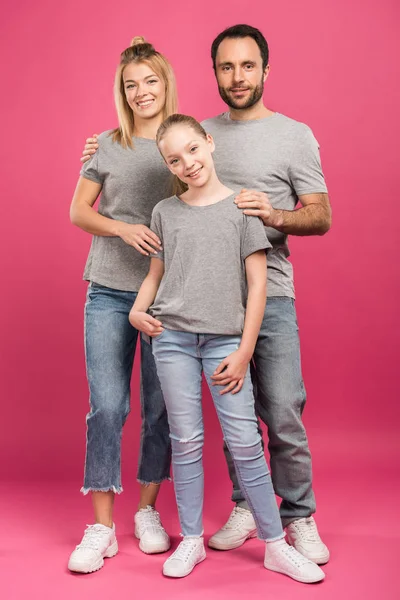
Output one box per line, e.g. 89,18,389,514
137,476,172,486
80,485,123,495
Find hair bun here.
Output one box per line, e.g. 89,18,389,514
131,36,147,46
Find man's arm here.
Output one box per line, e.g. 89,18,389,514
235,189,332,236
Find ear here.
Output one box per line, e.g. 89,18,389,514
263,64,270,83
206,133,215,153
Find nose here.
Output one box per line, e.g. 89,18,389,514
183,156,195,172
232,66,244,84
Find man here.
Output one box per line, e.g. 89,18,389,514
81,24,331,565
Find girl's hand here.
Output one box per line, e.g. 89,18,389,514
116,223,162,255
210,350,250,395
80,134,99,163
129,311,164,337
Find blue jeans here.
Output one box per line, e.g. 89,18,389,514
152,330,284,541
82,283,171,493
224,297,316,527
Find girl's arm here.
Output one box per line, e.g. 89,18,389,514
211,249,267,394
129,258,165,336
70,176,162,255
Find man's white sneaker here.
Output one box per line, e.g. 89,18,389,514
163,537,206,578
134,506,170,554
264,539,325,583
208,506,257,550
68,523,118,573
286,517,330,564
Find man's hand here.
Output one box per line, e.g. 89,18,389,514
116,223,162,255
81,134,99,163
129,310,164,337
210,349,250,395
235,188,283,228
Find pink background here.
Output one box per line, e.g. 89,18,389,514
1,1,399,597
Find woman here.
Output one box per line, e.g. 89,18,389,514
68,37,177,574
129,114,325,584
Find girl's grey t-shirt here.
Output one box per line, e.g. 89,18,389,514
80,131,172,292
201,112,328,299
150,194,271,335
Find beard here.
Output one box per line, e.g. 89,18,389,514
218,77,264,110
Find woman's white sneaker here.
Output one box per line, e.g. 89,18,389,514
286,517,330,564
134,506,170,554
163,537,206,578
208,506,257,550
68,523,118,573
264,539,325,583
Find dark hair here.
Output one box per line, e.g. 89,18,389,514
211,24,269,71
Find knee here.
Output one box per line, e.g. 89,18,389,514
226,429,263,461
88,400,130,428
170,429,204,460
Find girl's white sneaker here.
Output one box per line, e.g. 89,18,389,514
264,539,325,583
163,537,206,578
68,523,118,573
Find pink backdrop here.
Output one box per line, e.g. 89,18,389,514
1,0,399,486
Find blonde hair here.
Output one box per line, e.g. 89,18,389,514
156,114,208,195
112,37,178,148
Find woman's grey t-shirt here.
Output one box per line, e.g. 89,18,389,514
150,194,271,335
80,131,172,292
201,112,328,299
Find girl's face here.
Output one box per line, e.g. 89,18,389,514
123,62,166,121
159,125,215,188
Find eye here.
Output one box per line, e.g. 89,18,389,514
148,79,158,84
190,146,198,153
245,64,254,70
169,159,178,165
125,83,136,90
221,66,231,72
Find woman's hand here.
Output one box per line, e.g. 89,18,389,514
116,223,162,255
81,134,99,163
129,310,164,337
210,349,250,395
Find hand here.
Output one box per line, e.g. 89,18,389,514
116,223,162,255
80,134,99,163
129,311,164,337
210,349,250,395
235,188,283,228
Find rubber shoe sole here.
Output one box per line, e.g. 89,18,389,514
208,529,257,550
264,559,325,584
68,539,118,573
163,550,206,578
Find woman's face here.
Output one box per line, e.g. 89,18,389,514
123,62,166,121
159,125,215,189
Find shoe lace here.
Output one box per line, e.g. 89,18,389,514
223,507,250,530
170,538,199,563
77,524,110,551
281,544,310,568
293,517,320,542
137,507,165,535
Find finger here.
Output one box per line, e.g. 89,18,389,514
243,209,262,216
86,137,98,144
213,360,227,376
132,242,149,256
80,156,91,163
212,377,232,386
220,380,239,395
82,149,96,156
236,200,262,209
151,327,165,337
142,233,162,251
144,315,163,327
138,240,158,255
144,229,163,247
231,379,244,395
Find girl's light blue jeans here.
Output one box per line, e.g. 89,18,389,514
152,329,284,541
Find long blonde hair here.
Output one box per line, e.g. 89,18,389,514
112,37,178,148
156,114,208,195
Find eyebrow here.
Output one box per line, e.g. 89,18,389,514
164,140,200,159
124,73,158,84
217,60,256,67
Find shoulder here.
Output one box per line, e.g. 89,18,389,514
152,196,177,216
201,113,228,133
274,114,317,143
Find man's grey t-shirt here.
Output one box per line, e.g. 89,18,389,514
150,193,271,335
201,113,328,298
80,131,172,292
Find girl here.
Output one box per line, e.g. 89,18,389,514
129,114,325,583
68,38,177,574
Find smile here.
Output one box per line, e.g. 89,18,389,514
187,167,203,178
136,99,155,108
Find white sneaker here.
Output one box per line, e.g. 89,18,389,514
163,537,206,578
134,506,170,554
264,539,325,583
286,517,330,564
208,506,257,550
68,523,118,573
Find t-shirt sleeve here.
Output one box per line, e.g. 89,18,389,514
80,144,104,185
289,125,328,196
150,208,164,261
241,216,272,261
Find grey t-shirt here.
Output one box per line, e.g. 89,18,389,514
150,193,271,335
201,113,328,298
80,131,172,292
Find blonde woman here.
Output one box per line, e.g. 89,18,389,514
68,38,178,574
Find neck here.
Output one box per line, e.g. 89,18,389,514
182,169,233,206
133,114,164,139
229,99,274,122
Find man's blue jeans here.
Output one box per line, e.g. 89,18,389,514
82,283,171,493
152,329,284,541
224,298,316,527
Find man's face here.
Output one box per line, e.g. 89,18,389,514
214,37,269,110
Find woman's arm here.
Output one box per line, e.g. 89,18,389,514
70,176,162,255
211,250,267,394
129,258,165,336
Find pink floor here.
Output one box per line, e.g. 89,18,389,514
3,427,399,600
